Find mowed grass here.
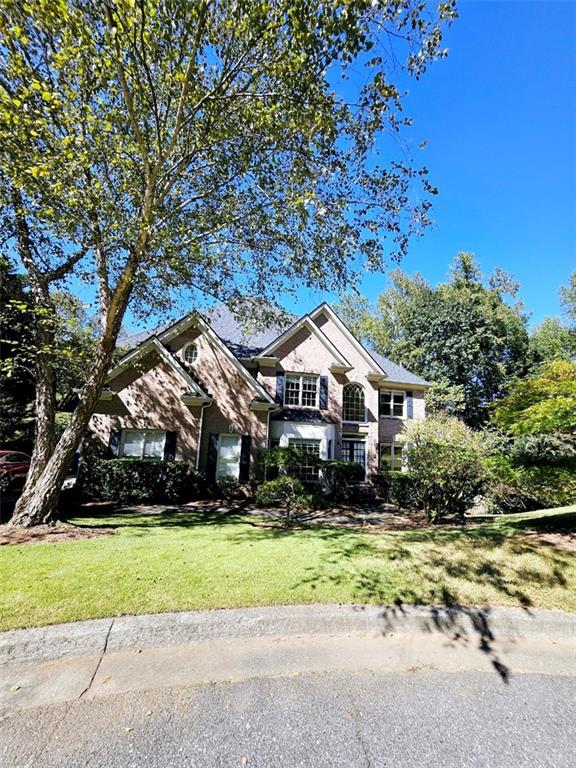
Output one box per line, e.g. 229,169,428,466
0,506,574,631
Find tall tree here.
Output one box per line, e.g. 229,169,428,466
337,253,529,426
528,317,576,368
0,0,456,525
560,272,576,325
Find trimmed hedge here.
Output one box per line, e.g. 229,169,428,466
484,455,576,511
81,458,205,504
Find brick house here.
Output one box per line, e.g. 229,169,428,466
88,303,428,483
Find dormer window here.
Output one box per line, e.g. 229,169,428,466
183,343,198,365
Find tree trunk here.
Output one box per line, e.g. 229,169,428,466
9,343,116,527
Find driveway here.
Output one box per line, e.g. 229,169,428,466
1,605,574,766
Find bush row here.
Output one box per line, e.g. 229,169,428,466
81,458,205,504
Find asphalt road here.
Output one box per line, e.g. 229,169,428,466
1,669,574,768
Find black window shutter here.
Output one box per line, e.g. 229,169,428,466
275,371,285,404
406,391,414,419
108,428,121,458
239,435,251,482
163,431,177,461
319,376,329,410
207,433,219,482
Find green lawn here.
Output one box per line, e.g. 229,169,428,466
0,506,574,631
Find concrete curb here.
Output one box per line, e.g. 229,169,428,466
1,604,574,666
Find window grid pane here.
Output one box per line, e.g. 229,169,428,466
284,375,301,406
342,439,365,469
380,390,404,418
343,383,365,422
301,376,318,407
122,429,165,459
289,439,321,483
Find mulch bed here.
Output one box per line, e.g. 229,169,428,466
0,522,114,546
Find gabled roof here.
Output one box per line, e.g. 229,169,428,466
107,337,210,398
258,315,352,369
118,301,428,389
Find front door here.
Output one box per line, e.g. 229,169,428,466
217,434,242,479
341,440,366,478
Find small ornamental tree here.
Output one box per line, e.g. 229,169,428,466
402,415,491,521
491,359,576,436
0,0,456,526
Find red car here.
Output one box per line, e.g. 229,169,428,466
0,451,31,492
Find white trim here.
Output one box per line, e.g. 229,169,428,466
259,316,351,368
309,303,388,377
107,338,209,399
187,318,274,404
283,371,320,409
379,389,407,420
195,401,212,470
216,433,242,480
119,428,166,459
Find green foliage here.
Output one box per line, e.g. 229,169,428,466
424,379,467,418
0,257,35,447
509,434,576,467
81,458,205,504
215,476,242,501
370,470,391,501
484,455,576,512
255,475,305,526
388,471,419,509
337,254,529,426
321,460,365,499
491,359,576,435
528,317,576,368
560,272,576,324
402,415,491,520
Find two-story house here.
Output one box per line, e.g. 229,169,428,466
88,303,428,483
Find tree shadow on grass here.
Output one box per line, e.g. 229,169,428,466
230,519,573,684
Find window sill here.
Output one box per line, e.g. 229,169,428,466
379,415,406,421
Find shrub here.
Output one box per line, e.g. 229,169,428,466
484,454,576,511
255,475,305,526
370,470,390,502
509,433,576,467
388,471,420,509
215,476,241,501
321,460,365,500
402,415,491,521
81,458,205,504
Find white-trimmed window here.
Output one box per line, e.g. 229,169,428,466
379,389,405,418
289,438,321,482
342,383,366,422
183,343,198,365
284,373,318,408
380,442,404,471
120,429,166,459
341,439,366,476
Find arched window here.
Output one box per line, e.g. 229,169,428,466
342,383,366,422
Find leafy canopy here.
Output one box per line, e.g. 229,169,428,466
337,253,529,426
0,0,457,322
491,359,576,436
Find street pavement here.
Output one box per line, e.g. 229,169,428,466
1,605,574,767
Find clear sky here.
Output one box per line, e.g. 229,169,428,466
289,0,576,327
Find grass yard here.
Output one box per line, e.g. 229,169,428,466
0,505,574,631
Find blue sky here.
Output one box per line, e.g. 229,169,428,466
290,0,576,328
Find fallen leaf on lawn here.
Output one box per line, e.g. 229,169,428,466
240,758,248,766
124,726,133,733
9,685,20,692
145,711,152,717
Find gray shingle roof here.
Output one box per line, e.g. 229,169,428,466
120,304,428,387
369,350,429,386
